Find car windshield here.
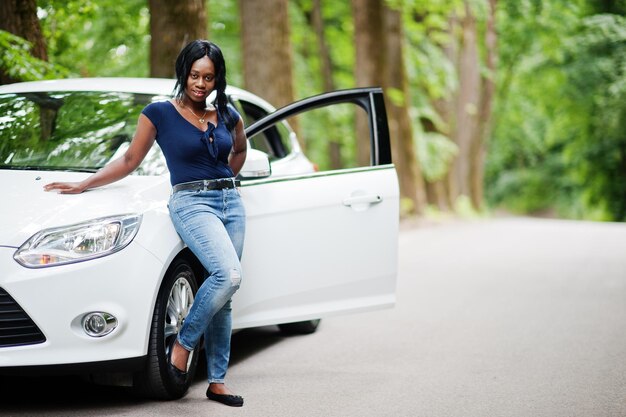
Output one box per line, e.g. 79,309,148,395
0,91,169,175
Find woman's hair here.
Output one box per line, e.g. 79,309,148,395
173,40,233,128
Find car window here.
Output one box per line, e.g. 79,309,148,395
232,99,292,161
0,91,169,175
246,101,368,171
295,103,364,170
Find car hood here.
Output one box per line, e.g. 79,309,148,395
1,170,171,247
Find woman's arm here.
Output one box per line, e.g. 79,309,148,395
44,114,157,194
228,116,248,177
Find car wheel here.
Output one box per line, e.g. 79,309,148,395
278,319,321,335
133,258,199,399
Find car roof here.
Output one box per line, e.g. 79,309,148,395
0,77,277,111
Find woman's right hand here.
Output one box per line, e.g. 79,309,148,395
44,181,87,194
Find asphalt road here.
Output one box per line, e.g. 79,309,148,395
2,217,625,417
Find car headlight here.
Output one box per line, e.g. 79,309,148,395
14,214,142,268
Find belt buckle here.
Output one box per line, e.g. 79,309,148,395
202,179,209,191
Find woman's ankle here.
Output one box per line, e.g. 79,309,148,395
208,383,233,395
171,340,190,372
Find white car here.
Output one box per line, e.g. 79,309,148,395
0,78,399,399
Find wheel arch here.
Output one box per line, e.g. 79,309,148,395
133,249,201,399
141,247,205,355
174,248,206,286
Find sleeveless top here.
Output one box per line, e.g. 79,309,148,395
141,101,240,186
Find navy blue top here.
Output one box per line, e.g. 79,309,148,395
142,101,240,186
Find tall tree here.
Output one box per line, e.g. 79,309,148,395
34,1,148,78
308,0,342,169
449,0,481,205
403,2,461,212
426,0,496,212
469,0,497,209
240,0,295,110
148,0,207,78
0,0,48,84
351,0,385,167
427,32,457,213
383,5,427,214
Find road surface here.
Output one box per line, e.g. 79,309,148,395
1,217,625,416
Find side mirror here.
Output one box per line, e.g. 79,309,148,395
238,148,271,179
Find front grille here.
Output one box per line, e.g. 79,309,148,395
0,288,46,348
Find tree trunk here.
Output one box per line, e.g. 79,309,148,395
240,0,299,147
469,0,497,210
311,0,334,93
309,0,342,169
148,0,207,78
425,179,451,211
351,0,385,167
450,1,480,207
425,14,458,211
240,0,295,110
383,6,427,215
0,0,47,85
421,114,453,211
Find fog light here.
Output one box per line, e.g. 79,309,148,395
82,312,117,337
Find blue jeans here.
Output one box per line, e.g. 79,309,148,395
168,187,245,384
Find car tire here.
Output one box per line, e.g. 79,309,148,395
278,319,321,335
133,258,200,399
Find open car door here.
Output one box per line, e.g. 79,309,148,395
233,88,399,329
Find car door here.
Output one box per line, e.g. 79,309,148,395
232,88,399,329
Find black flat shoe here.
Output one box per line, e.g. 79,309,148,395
206,388,244,407
167,338,187,386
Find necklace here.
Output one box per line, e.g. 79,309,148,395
180,102,208,123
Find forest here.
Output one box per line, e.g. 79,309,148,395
1,0,625,221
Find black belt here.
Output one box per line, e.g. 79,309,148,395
172,178,240,193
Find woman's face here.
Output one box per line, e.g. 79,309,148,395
185,56,216,103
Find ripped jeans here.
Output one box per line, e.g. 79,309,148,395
168,187,245,384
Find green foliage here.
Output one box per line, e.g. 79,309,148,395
402,0,459,102
289,0,356,95
0,30,68,81
207,0,243,87
399,0,461,185
288,0,463,171
37,0,149,77
486,0,626,221
561,13,626,220
290,0,324,98
288,0,357,167
416,130,458,182
299,104,358,170
6,0,624,221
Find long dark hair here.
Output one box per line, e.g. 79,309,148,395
173,40,233,127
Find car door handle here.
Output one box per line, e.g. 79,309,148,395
342,194,382,207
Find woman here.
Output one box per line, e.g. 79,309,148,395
44,40,247,407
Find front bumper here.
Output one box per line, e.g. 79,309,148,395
0,243,164,369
